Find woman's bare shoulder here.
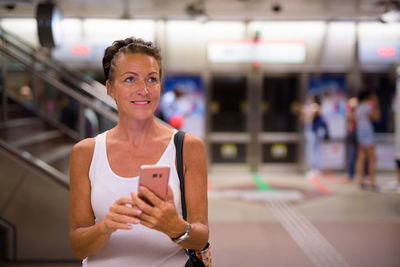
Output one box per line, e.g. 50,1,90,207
71,137,96,160
183,133,204,146
182,133,206,157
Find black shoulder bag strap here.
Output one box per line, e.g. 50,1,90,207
174,130,187,220
174,130,206,267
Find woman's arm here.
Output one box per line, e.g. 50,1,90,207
181,133,209,250
69,139,140,259
70,138,109,259
370,95,381,122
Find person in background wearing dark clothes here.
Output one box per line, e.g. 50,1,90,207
59,94,78,130
346,96,358,180
392,93,400,193
303,95,328,177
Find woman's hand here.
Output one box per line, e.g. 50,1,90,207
102,196,142,234
131,186,187,238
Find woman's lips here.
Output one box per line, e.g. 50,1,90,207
130,100,150,105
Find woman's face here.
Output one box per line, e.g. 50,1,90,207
107,53,161,121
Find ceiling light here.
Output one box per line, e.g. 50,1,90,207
377,0,400,23
380,9,400,22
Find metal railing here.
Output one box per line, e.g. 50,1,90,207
0,26,118,140
0,217,16,261
0,139,75,261
0,27,117,110
0,138,69,188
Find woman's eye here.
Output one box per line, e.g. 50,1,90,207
125,77,135,83
147,77,158,83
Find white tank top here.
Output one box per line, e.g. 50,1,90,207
83,130,187,267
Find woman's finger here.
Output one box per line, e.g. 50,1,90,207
108,213,140,225
139,186,163,207
135,212,157,228
106,220,134,231
110,204,140,217
131,191,155,214
111,197,141,217
115,196,135,206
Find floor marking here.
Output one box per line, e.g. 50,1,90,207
308,176,332,195
321,172,352,184
252,173,273,191
208,189,304,202
266,200,351,267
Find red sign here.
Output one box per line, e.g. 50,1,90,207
377,46,396,58
71,44,91,56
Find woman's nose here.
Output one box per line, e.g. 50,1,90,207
136,80,149,95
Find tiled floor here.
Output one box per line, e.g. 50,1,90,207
208,167,400,267
2,168,400,267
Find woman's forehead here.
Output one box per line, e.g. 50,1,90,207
115,52,159,70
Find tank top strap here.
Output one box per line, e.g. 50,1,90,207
157,129,178,166
89,131,108,185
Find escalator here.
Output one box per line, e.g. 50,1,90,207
0,27,118,262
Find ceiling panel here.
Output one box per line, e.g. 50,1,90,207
0,0,391,21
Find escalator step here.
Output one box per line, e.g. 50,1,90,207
10,130,62,148
40,143,74,164
0,117,42,129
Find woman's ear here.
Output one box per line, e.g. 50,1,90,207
106,80,113,97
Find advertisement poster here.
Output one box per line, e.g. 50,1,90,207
308,75,347,140
159,75,205,138
321,142,346,169
306,75,347,170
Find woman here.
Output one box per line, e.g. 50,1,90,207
303,95,325,176
69,37,209,266
355,89,380,190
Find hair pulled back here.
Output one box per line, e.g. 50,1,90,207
102,37,162,82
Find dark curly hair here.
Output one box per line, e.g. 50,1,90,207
357,88,373,102
102,37,162,82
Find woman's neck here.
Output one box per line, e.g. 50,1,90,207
112,116,160,145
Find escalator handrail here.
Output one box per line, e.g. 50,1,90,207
0,27,117,111
0,138,69,189
0,26,90,87
0,44,119,124
5,92,81,140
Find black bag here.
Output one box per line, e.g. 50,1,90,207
174,131,210,267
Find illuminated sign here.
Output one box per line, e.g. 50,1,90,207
71,44,91,56
208,40,306,63
359,41,400,63
377,46,396,58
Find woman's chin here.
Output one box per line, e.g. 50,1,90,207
119,111,154,122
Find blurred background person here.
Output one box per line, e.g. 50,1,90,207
355,89,380,190
346,96,358,180
303,94,328,177
159,86,188,130
395,153,400,193
58,94,78,131
390,92,400,193
346,96,369,181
